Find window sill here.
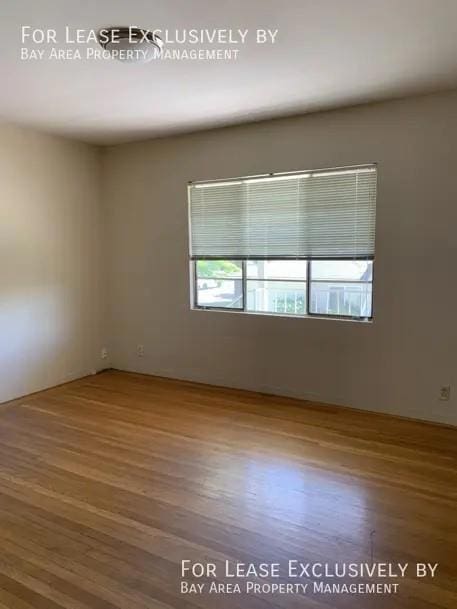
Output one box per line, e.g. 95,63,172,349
191,306,373,324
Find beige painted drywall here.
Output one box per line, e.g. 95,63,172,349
102,91,457,426
0,123,106,403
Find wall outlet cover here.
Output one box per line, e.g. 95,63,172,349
439,385,451,401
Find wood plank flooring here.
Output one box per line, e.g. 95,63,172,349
0,369,455,609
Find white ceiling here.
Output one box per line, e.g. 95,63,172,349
1,0,457,145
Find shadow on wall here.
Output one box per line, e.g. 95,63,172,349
0,124,103,403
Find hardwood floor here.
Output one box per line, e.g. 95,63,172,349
0,370,455,609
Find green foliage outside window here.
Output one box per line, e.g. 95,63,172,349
196,260,241,278
273,292,306,315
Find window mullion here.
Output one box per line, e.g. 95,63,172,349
306,259,311,315
242,259,247,311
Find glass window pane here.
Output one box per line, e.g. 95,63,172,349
310,282,372,317
247,280,306,315
196,278,243,309
246,260,307,280
196,260,242,278
311,260,373,282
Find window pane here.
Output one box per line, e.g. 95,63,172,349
311,260,373,281
310,282,372,317
196,260,242,278
196,278,243,309
247,280,306,315
246,260,307,280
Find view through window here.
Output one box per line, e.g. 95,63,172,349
195,259,373,318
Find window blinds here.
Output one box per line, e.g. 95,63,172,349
188,165,377,259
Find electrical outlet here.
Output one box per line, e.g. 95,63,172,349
101,347,108,360
137,344,145,357
439,385,451,401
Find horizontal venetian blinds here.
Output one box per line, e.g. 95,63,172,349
188,165,377,259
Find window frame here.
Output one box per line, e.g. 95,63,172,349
191,257,374,321
194,260,244,311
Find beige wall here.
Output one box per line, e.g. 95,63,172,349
0,123,105,403
103,91,457,426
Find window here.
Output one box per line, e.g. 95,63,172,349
188,165,377,320
310,260,373,318
246,260,307,315
195,260,243,309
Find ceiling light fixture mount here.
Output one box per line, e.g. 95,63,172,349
98,27,163,63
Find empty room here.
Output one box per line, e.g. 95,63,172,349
0,1,456,608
